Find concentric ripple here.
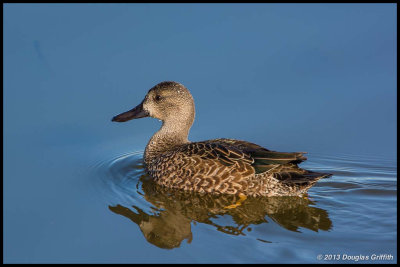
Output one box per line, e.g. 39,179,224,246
91,151,154,211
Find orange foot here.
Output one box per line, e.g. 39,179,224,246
224,193,247,209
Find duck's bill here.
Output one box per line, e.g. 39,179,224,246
112,102,149,122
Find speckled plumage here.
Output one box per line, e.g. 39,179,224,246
112,81,331,197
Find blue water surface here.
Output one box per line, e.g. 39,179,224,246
3,3,396,263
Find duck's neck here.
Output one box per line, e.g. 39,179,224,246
144,120,191,165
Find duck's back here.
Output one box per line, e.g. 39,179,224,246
146,138,330,197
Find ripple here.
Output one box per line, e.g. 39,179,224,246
91,151,154,210
303,152,396,188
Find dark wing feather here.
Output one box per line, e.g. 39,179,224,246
213,138,308,174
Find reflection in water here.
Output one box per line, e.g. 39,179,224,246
105,155,332,249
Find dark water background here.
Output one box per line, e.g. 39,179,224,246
4,4,396,263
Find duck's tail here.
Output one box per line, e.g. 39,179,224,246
279,169,332,195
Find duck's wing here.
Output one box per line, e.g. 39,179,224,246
180,139,307,175
212,138,308,174
178,141,254,167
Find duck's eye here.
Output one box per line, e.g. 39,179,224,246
154,95,162,102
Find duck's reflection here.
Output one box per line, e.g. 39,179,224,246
109,174,332,249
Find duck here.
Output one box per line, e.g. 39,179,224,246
112,81,331,197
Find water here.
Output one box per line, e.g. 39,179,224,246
5,142,397,263
4,4,396,264
86,151,396,263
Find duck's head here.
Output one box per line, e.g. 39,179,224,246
112,81,195,129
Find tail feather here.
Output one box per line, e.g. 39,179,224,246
277,170,332,187
253,151,307,166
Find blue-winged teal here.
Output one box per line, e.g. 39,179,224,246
112,81,331,197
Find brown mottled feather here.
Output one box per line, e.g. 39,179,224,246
146,138,331,197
